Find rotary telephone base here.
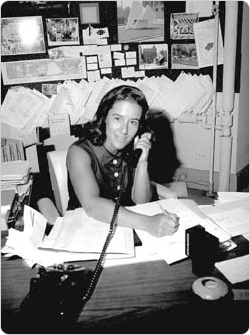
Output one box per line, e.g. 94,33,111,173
19,263,93,333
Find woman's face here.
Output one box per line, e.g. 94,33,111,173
104,100,142,153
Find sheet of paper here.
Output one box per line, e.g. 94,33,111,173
49,114,70,137
40,208,134,255
193,18,224,68
207,208,249,236
131,198,217,264
199,198,249,237
186,1,213,18
1,88,46,130
216,192,249,204
215,255,249,284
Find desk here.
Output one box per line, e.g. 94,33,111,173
1,231,249,334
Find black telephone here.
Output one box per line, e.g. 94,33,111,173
19,164,127,333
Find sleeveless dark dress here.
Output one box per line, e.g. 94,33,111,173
67,138,137,209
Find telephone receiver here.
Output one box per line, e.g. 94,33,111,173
128,130,155,167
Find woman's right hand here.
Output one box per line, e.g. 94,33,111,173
146,213,180,237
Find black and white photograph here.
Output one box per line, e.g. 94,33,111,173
46,17,80,46
171,43,198,69
138,43,168,69
170,12,199,40
1,16,45,55
1,1,248,335
117,0,164,43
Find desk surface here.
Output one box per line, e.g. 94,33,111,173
1,232,249,334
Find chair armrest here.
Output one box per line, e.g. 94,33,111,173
152,182,178,200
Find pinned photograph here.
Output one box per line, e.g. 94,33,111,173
1,16,45,55
117,1,164,43
170,13,199,40
46,18,80,46
171,44,198,69
138,43,168,70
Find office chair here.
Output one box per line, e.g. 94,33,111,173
47,149,69,215
47,149,178,216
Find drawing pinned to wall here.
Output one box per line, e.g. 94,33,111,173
171,44,198,69
138,43,168,70
46,18,80,46
170,13,199,40
117,1,164,43
1,16,45,55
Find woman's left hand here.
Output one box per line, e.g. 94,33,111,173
134,132,152,163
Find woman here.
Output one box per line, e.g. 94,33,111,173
67,85,179,237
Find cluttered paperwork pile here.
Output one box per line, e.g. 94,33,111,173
1,206,134,267
1,198,235,268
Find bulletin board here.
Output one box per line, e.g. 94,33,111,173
1,1,243,103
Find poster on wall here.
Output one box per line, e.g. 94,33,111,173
1,16,46,55
170,13,199,40
117,0,164,43
138,43,168,70
46,18,80,46
1,57,87,85
171,44,198,69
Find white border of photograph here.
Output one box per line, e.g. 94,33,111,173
138,43,168,70
46,17,80,46
171,44,198,69
1,16,46,55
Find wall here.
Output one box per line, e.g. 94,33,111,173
1,1,247,191
235,1,249,173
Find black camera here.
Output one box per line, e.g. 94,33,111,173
185,225,219,276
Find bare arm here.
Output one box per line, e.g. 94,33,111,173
132,132,152,204
67,145,179,237
37,197,60,224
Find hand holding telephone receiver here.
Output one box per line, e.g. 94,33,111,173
131,131,155,166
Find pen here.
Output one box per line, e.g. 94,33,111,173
157,202,180,226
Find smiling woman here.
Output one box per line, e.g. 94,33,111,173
66,85,180,238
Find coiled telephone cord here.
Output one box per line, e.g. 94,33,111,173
82,164,127,303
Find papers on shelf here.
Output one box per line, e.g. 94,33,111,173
215,255,249,284
1,160,31,184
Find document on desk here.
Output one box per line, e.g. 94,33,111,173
130,199,230,264
40,208,134,255
215,255,249,284
1,206,134,268
199,197,249,237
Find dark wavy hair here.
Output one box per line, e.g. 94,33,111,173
82,85,149,146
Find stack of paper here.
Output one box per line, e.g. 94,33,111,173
199,196,249,238
1,205,135,268
1,160,31,191
130,198,231,264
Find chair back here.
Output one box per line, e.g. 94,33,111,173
47,149,69,215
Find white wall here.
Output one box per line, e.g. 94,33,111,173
172,2,249,181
